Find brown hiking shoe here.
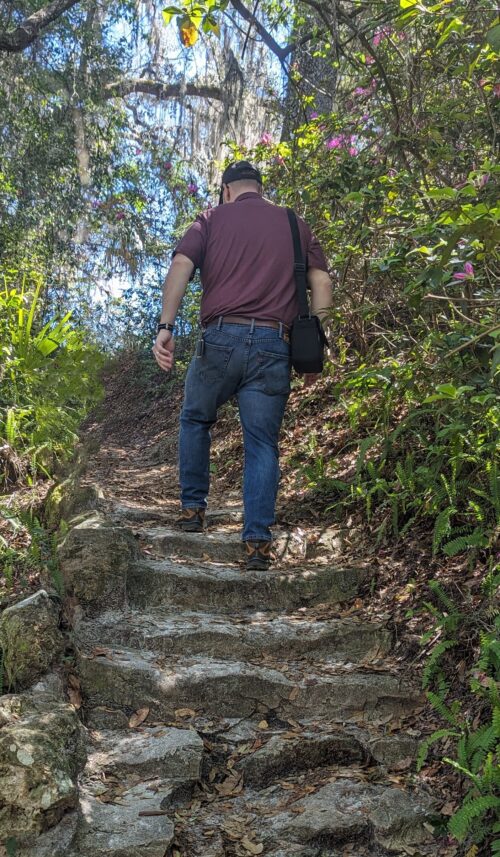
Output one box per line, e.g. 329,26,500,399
244,540,272,571
176,507,206,533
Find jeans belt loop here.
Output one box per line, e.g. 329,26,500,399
250,318,255,334
278,321,283,339
217,316,223,330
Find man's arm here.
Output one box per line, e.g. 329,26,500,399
308,267,333,320
152,253,195,372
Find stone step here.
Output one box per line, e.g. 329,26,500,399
126,558,367,613
69,780,175,857
139,526,308,564
259,779,434,853
75,609,392,663
108,500,244,527
85,725,203,782
78,647,421,724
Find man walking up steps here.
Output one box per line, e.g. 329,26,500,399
152,161,332,570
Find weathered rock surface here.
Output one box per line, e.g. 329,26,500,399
45,477,105,528
86,726,203,781
70,781,175,856
57,513,138,613
127,558,367,612
0,693,86,843
264,779,433,851
78,646,421,722
0,590,64,690
74,608,392,662
235,730,369,783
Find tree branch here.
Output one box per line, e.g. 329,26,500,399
103,78,224,101
0,0,80,52
229,0,293,61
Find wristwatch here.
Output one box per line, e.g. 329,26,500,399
157,322,175,334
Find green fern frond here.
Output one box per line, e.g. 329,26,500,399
443,530,489,557
433,506,455,555
448,794,500,842
427,691,461,727
416,728,458,771
428,580,457,614
423,639,458,689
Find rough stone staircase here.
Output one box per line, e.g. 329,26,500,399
58,500,438,857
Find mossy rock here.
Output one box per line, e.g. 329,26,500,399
0,590,64,691
0,693,86,842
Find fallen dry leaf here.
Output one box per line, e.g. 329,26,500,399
257,719,269,729
68,686,82,709
241,837,264,854
128,707,150,728
175,707,197,718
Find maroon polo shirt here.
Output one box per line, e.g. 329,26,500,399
173,192,329,327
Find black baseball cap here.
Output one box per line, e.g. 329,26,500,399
218,160,263,204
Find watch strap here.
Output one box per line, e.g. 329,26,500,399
157,322,175,334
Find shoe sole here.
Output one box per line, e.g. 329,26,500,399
245,561,271,571
178,523,204,533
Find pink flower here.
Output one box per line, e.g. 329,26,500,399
274,155,285,165
260,132,273,145
354,87,366,96
187,183,198,194
116,211,125,221
310,111,318,119
326,136,343,149
365,54,375,65
372,32,383,47
348,147,357,156
135,148,142,155
164,161,172,170
453,262,474,280
494,83,500,98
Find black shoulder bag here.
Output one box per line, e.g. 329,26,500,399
286,208,329,374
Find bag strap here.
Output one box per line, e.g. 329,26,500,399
286,208,310,318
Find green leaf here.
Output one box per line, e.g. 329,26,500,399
436,17,463,49
427,187,457,200
486,23,500,54
162,5,182,25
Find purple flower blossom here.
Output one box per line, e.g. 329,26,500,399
453,262,474,280
135,148,142,155
187,183,198,195
326,136,343,149
310,111,318,119
348,147,357,156
115,211,125,221
478,173,490,187
260,132,273,145
164,161,172,170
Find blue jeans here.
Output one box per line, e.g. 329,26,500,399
179,321,291,542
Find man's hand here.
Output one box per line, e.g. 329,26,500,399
303,373,320,387
152,330,175,372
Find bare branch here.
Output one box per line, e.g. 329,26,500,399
104,78,223,101
229,0,293,61
0,0,80,52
